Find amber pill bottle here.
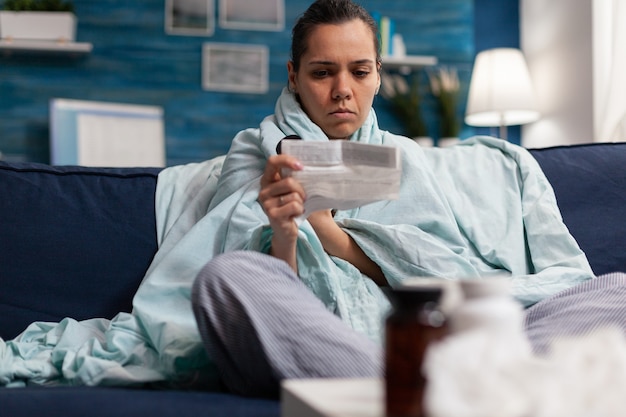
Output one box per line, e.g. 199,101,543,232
385,287,447,417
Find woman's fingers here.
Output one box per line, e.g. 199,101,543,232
264,188,305,220
258,155,307,246
259,177,306,212
274,191,304,210
259,155,306,207
260,154,303,188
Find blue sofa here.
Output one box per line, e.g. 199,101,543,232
1,142,625,416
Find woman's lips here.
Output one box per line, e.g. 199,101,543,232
330,109,355,119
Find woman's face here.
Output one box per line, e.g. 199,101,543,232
288,19,381,139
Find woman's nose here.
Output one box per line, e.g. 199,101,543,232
332,72,352,100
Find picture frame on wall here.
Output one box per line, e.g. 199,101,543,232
202,42,269,94
218,0,284,31
165,0,215,36
50,99,166,168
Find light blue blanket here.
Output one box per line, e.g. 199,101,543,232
0,89,594,388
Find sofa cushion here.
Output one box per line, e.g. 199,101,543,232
0,162,162,340
529,143,626,276
0,386,279,417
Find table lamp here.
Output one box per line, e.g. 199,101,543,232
465,48,540,141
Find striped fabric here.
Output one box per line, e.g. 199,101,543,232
192,251,625,398
525,272,626,355
191,251,382,398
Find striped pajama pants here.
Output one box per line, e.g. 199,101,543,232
191,250,626,398
191,250,382,398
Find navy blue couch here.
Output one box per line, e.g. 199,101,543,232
1,142,625,416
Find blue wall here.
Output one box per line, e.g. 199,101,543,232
473,0,521,143
0,0,491,165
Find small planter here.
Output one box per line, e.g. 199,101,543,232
413,136,434,148
437,137,460,148
0,11,76,42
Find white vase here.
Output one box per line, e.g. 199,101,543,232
413,136,434,147
437,137,460,148
0,11,76,42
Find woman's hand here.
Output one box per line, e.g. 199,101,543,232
258,155,386,285
258,155,305,272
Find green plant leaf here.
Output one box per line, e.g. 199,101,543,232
2,0,74,12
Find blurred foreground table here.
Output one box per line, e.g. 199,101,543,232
281,378,383,417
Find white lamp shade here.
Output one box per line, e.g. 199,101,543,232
465,48,540,127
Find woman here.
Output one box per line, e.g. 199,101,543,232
191,0,595,398
193,0,389,398
259,1,386,282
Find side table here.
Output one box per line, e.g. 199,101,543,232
281,378,383,417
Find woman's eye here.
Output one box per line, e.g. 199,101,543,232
354,70,370,78
313,70,329,78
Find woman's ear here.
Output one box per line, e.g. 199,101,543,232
287,61,297,93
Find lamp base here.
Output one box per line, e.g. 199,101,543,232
499,124,507,141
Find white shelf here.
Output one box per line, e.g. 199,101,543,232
382,54,437,72
0,39,92,55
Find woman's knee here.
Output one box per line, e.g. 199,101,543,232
192,250,287,304
193,251,248,301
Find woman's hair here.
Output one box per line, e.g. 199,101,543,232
290,0,381,72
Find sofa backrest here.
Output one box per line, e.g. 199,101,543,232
1,143,623,340
529,142,626,276
0,162,162,340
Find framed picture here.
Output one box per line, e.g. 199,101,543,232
50,99,166,167
165,0,215,36
202,42,269,94
218,0,284,31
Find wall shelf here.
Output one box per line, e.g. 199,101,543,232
0,39,92,56
382,54,438,73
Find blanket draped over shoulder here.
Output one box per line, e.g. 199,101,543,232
0,89,594,388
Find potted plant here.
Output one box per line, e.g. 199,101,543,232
428,66,461,147
0,0,76,42
380,70,430,144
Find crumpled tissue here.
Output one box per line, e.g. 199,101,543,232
423,313,626,417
